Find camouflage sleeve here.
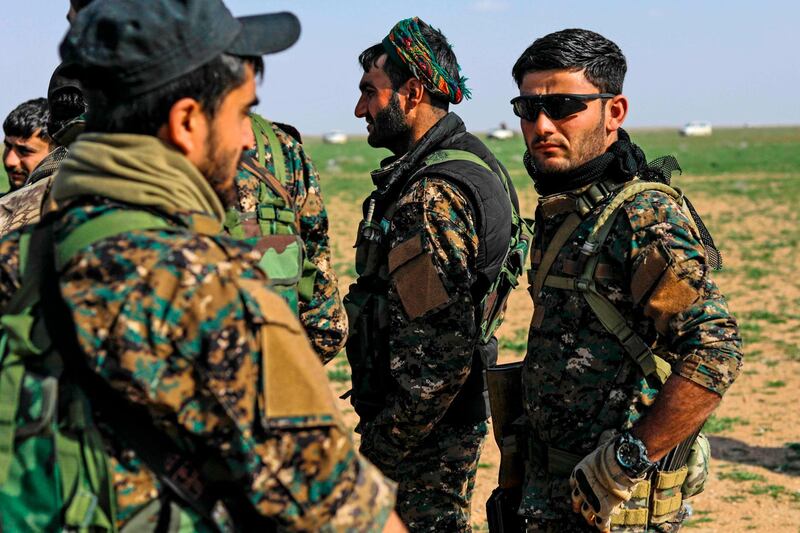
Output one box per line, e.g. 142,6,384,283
359,177,479,473
0,231,22,310
276,126,348,364
621,190,743,395
60,230,394,531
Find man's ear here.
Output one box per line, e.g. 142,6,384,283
403,78,425,111
606,94,628,133
157,97,207,157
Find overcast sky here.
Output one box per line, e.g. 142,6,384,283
1,0,798,134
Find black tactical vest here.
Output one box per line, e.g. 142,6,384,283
344,114,521,425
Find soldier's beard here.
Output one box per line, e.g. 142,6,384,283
529,114,607,179
200,128,240,210
367,93,412,155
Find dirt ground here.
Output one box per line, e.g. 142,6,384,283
323,176,800,532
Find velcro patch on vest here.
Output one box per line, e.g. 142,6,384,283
643,265,701,335
538,194,575,218
388,234,451,320
631,244,670,305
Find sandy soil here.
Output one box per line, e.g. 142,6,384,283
323,180,800,532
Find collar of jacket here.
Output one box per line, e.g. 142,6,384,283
370,112,466,197
51,133,225,229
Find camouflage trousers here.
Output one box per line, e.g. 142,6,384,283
393,420,487,532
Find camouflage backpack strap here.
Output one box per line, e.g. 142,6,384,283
542,179,680,383
1,225,117,531
56,210,170,271
251,114,286,184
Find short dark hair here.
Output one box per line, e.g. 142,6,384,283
3,98,51,142
358,20,459,111
512,29,627,94
85,54,264,134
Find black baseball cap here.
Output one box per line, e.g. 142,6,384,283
60,0,300,98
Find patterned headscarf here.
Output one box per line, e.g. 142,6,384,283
381,17,471,105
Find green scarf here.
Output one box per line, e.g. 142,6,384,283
52,133,226,225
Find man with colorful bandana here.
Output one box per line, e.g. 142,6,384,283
511,29,742,531
0,1,404,530
347,17,521,532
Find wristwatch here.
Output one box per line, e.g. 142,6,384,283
614,432,655,478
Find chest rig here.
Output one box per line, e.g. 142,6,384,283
344,148,531,424
223,115,315,314
528,178,711,529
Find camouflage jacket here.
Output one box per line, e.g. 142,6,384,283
0,145,66,237
357,176,482,476
349,114,515,476
233,116,346,364
522,175,743,518
0,198,395,531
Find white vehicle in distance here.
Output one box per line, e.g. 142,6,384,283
487,122,514,140
680,121,712,137
322,130,348,144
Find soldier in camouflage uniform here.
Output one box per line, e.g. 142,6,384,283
0,1,406,530
508,29,743,532
0,64,86,237
229,114,347,363
2,98,54,193
347,18,521,532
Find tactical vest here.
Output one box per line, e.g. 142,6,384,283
344,148,532,424
527,177,712,529
0,210,279,532
223,115,316,314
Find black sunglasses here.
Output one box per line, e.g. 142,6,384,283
510,93,616,121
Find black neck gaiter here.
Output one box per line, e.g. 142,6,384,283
526,128,647,196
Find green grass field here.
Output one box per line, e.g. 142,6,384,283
300,126,800,201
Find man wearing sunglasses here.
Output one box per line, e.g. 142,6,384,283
510,29,742,532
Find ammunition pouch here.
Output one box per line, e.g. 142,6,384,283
441,338,497,425
521,432,706,530
343,287,392,421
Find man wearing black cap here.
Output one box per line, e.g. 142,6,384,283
0,0,404,530
67,0,348,366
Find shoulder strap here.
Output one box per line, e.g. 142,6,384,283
421,149,494,174
55,210,169,272
251,114,287,186
541,180,682,383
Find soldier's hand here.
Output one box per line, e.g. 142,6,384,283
382,511,408,533
569,438,643,532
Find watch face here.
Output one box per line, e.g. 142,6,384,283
617,441,640,468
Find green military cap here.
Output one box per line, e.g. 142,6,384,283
60,0,300,98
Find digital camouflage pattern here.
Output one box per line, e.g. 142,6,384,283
521,187,743,530
392,421,486,532
0,145,66,237
53,200,393,530
0,198,396,531
358,177,488,531
233,118,346,364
